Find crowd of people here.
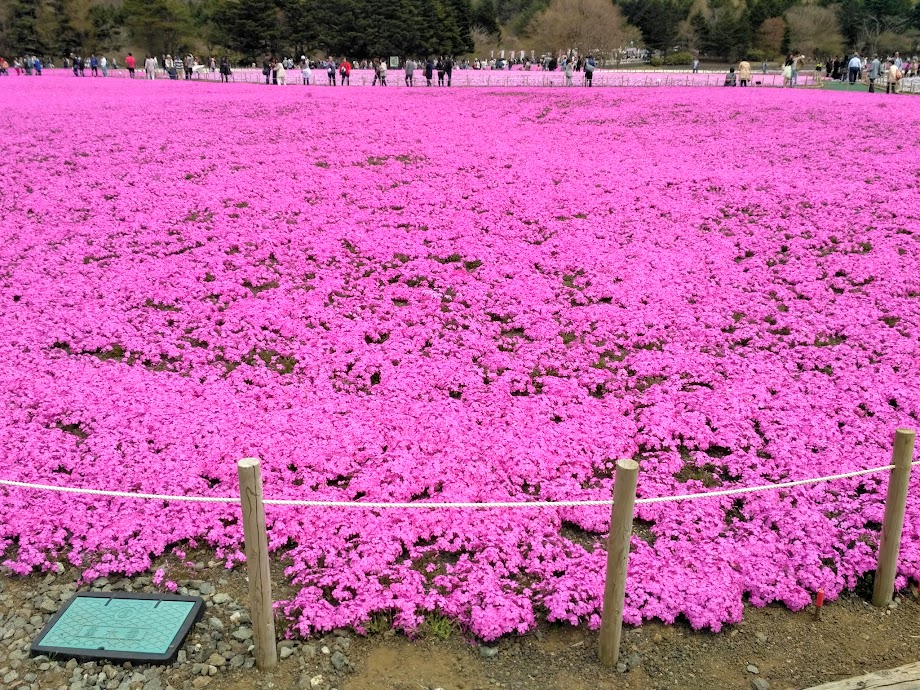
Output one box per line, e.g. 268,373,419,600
1,56,45,75
253,56,465,86
239,53,604,86
820,52,916,92
3,48,917,94
714,51,915,92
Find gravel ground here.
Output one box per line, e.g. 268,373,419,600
2,555,919,690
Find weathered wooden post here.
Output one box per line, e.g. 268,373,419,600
598,459,639,667
872,429,915,607
237,458,278,669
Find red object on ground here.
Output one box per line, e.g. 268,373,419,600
815,588,825,619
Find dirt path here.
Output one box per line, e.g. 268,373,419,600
1,558,918,690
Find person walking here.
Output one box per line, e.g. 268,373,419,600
378,58,387,85
220,56,231,82
90,54,98,76
144,54,156,79
424,57,434,86
564,59,573,86
782,55,793,86
887,60,902,93
125,53,135,78
692,57,700,73
738,59,751,86
848,53,861,83
327,58,336,85
437,57,445,86
209,56,216,72
100,55,107,77
584,55,595,86
184,54,193,79
868,54,881,92
445,56,453,86
340,58,350,85
791,52,804,86
262,56,272,84
404,57,415,86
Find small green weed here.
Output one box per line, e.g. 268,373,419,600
421,613,458,639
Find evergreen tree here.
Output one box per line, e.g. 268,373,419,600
7,0,42,54
446,0,475,52
213,0,280,58
123,0,193,54
618,0,692,52
836,0,865,46
471,0,500,35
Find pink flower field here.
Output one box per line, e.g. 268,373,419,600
1,78,919,640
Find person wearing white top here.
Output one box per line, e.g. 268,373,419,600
887,61,902,93
274,59,286,85
848,53,861,83
144,55,157,79
301,59,311,85
100,55,107,77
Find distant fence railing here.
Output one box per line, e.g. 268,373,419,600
35,67,824,88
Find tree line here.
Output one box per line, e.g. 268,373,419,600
623,0,920,61
1,0,475,60
488,0,919,61
1,0,918,62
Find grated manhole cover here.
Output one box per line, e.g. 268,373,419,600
31,592,204,664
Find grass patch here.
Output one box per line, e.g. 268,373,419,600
144,298,181,312
364,610,395,635
421,613,458,639
243,279,279,296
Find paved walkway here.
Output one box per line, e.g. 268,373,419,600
806,661,920,689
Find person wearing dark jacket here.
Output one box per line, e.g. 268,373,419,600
444,56,453,86
425,58,434,86
220,56,231,82
262,57,271,84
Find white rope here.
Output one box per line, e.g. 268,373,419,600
0,462,912,508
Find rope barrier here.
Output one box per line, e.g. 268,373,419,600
0,462,912,508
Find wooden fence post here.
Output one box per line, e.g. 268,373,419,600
872,429,915,607
237,458,278,670
598,459,639,667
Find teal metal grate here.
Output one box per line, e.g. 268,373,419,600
31,592,203,664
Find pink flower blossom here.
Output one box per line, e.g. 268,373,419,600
0,77,917,639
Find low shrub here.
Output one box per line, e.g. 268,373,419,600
663,51,695,66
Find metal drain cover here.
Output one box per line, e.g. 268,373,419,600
31,592,204,664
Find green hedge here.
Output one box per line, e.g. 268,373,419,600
744,49,772,63
663,51,695,66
